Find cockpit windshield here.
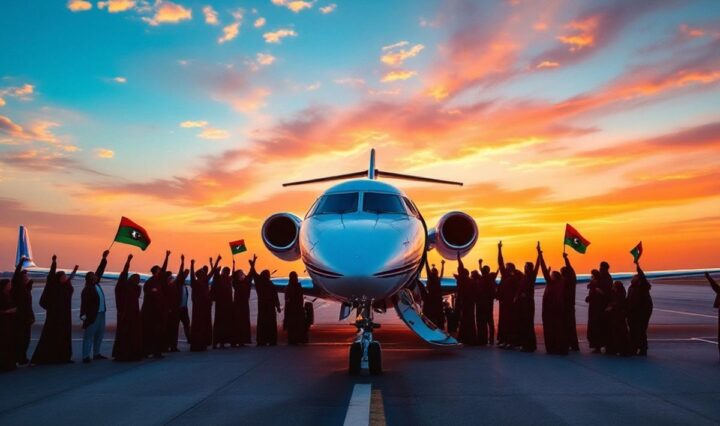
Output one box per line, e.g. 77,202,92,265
363,192,407,215
313,193,359,215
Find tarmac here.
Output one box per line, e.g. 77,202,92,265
0,276,718,425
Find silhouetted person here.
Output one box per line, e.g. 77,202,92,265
11,258,34,365
32,256,76,365
516,245,540,353
476,259,497,345
284,271,307,345
250,255,281,346
606,281,631,356
497,241,520,348
444,298,458,334
113,254,143,362
627,260,653,356
706,272,720,359
177,263,192,348
164,256,184,352
561,253,579,351
586,263,612,353
80,250,109,363
539,245,567,355
0,279,17,372
455,253,477,345
190,259,214,352
211,261,234,349
232,260,252,347
423,259,446,330
142,251,170,358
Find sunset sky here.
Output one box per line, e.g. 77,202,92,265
1,0,719,276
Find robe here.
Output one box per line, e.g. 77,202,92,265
164,268,186,351
516,272,537,352
141,274,168,357
232,274,252,346
284,279,307,345
456,274,477,345
253,272,280,346
190,271,212,352
211,274,234,347
542,277,567,355
0,283,17,371
113,264,143,362
423,274,445,330
475,273,496,345
12,271,34,364
563,266,579,351
586,275,612,350
606,284,631,356
31,261,74,364
627,268,653,355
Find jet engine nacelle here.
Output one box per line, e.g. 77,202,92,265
427,211,478,259
261,213,302,261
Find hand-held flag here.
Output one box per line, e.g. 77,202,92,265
630,241,643,262
229,239,247,255
564,224,591,254
114,217,151,251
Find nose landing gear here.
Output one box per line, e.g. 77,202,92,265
348,298,382,375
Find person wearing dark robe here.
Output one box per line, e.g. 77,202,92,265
177,263,191,349
190,260,213,351
165,256,187,352
705,272,720,359
422,260,445,330
284,271,307,345
211,261,234,349
497,241,520,348
606,281,631,356
476,259,497,346
516,245,541,353
586,264,612,353
539,246,567,355
455,253,477,346
0,279,17,372
250,255,281,346
232,259,252,347
11,258,34,365
142,251,170,358
561,253,579,351
444,298,459,334
80,250,109,363
627,260,653,356
32,256,76,365
112,254,143,362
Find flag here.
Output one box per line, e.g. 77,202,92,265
630,241,643,262
229,239,247,255
564,223,591,254
114,217,151,251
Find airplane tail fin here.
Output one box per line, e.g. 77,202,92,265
16,226,38,269
282,148,463,187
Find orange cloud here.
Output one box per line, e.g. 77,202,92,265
202,5,218,25
198,128,230,140
67,0,92,12
179,120,208,128
381,70,417,82
0,115,59,144
680,24,705,38
557,16,598,51
95,148,115,158
218,22,240,44
254,17,266,28
256,53,276,66
263,28,297,43
320,4,336,14
272,0,313,13
536,60,559,69
143,1,192,26
381,43,424,66
98,0,135,13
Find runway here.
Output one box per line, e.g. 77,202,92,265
0,278,718,425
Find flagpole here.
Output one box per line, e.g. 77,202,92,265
107,240,115,251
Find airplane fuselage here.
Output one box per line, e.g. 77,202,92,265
299,179,426,303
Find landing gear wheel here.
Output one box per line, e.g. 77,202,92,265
349,342,362,375
368,341,382,375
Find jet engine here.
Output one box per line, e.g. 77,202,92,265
261,213,302,261
427,211,478,259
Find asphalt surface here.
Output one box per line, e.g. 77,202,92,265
0,277,718,425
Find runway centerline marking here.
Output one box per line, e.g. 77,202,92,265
691,337,718,345
343,384,371,426
653,308,716,319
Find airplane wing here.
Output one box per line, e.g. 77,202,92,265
436,268,720,295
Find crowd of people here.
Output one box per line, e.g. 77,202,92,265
421,241,703,358
0,243,718,373
0,252,310,372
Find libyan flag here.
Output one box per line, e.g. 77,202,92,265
564,223,591,254
630,241,643,262
229,239,247,255
114,217,151,251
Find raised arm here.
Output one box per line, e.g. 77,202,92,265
538,245,550,283
161,250,171,275
68,264,79,281
49,255,58,281
119,254,132,284
96,250,110,281
424,258,431,278
248,254,259,280
533,242,542,279
497,241,506,276
440,259,445,279
456,251,464,273
178,254,185,280
635,262,646,281
190,259,196,285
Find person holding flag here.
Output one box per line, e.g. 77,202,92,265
627,242,653,356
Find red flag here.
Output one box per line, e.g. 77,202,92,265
564,224,591,254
